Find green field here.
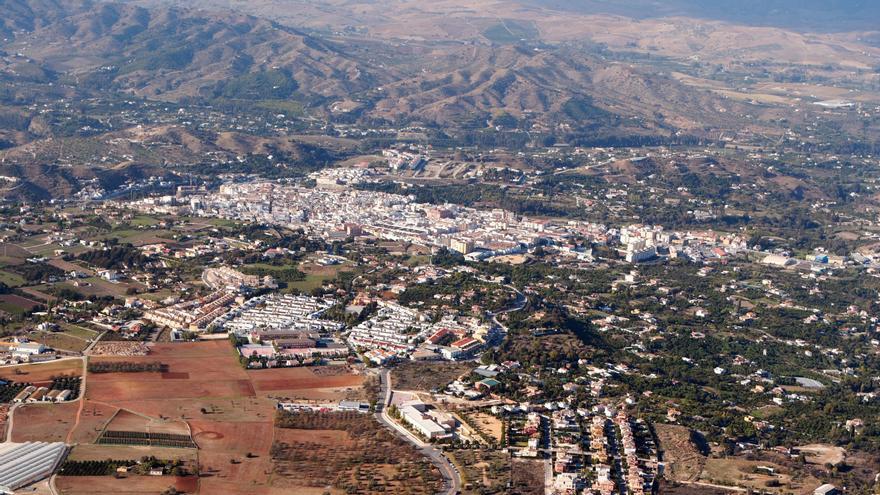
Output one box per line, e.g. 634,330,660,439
28,330,91,352
129,215,161,227
60,324,99,340
284,273,331,293
0,270,26,287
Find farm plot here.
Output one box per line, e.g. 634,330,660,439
87,342,255,402
247,366,366,401
10,401,80,442
271,411,443,495
0,358,82,383
56,475,198,495
0,293,43,314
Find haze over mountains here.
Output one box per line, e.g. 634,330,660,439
527,0,880,31
0,0,878,198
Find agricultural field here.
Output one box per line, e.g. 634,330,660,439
10,401,80,443
56,276,144,298
56,475,198,495
247,366,367,401
0,293,43,314
27,329,93,353
0,269,26,287
271,410,443,494
16,340,376,495
0,358,82,383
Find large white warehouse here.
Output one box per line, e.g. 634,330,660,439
0,442,68,493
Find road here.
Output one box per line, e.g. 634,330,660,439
486,283,527,339
374,369,462,495
66,330,104,444
1,330,101,445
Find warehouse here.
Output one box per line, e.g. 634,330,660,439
0,442,68,493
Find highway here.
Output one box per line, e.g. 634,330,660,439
374,369,462,495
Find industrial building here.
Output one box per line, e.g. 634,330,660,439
0,442,68,493
399,401,455,440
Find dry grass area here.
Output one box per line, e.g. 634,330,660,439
509,459,545,495
271,411,443,494
68,400,119,444
700,458,821,495
0,358,82,383
449,449,512,495
103,408,190,436
247,366,366,401
655,424,706,482
56,475,198,495
27,330,92,353
11,401,79,443
467,412,504,442
797,444,846,466
391,361,473,391
67,443,197,463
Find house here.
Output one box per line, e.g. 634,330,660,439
475,378,501,392
12,342,45,356
12,342,47,362
98,270,121,282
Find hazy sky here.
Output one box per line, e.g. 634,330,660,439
527,0,880,31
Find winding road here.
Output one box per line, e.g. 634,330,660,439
374,369,462,495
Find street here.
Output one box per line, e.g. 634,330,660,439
374,369,462,495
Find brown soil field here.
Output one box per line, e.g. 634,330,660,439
68,400,119,444
56,341,373,494
248,367,364,393
195,417,278,495
0,358,82,383
67,444,197,463
390,361,473,391
104,408,190,436
57,475,198,495
271,411,443,495
88,342,255,402
0,293,42,311
11,401,79,442
88,378,255,402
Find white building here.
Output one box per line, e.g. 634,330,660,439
399,401,453,440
